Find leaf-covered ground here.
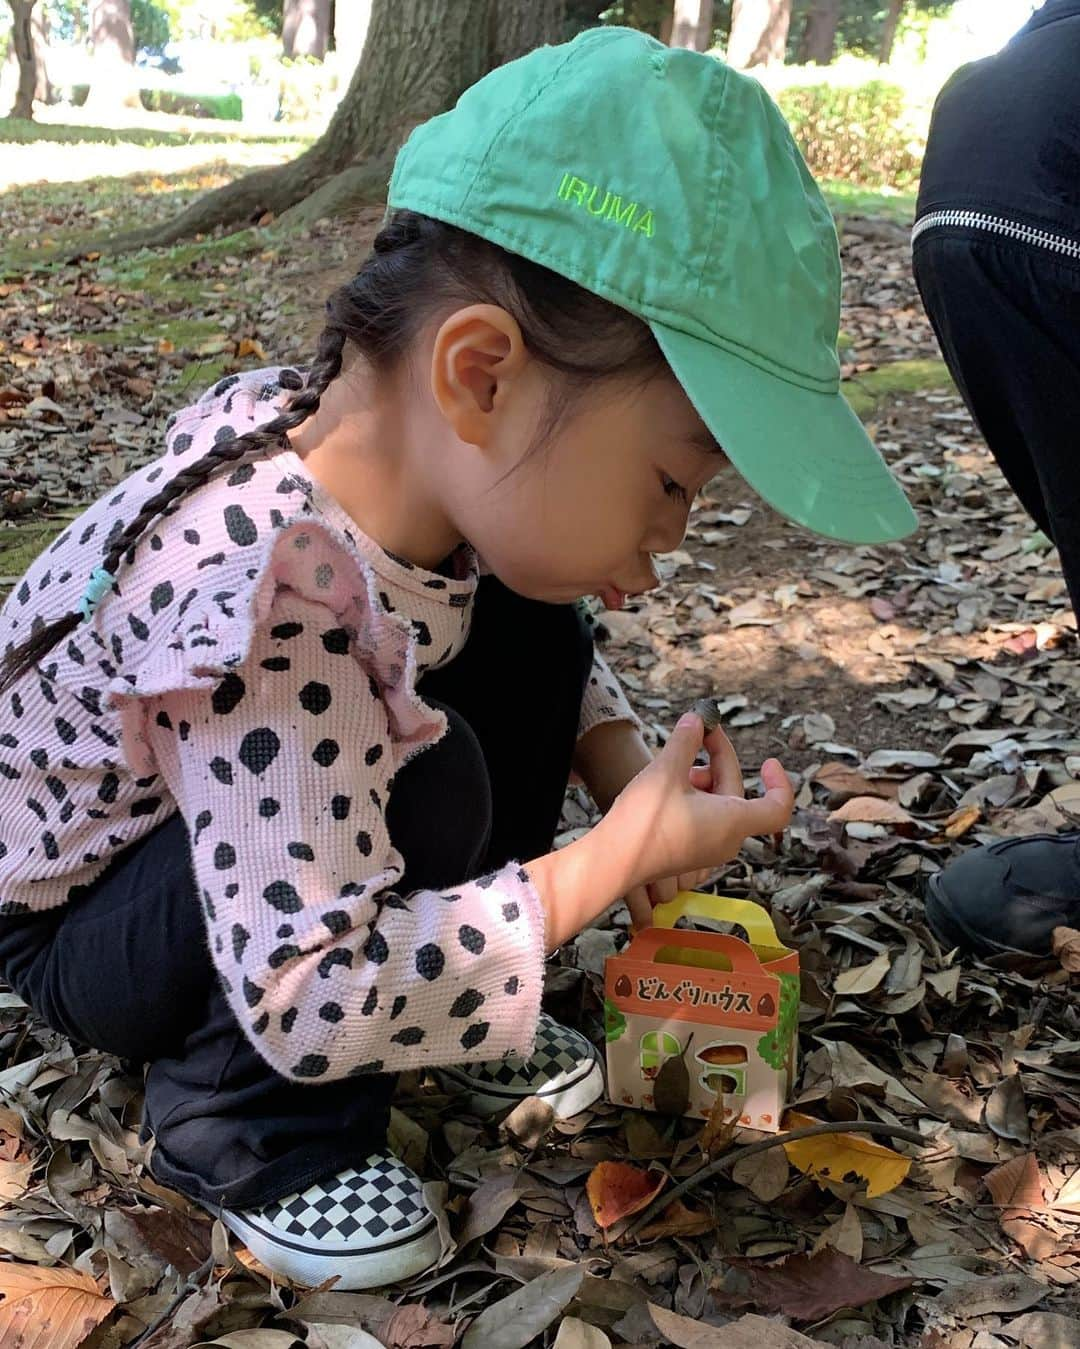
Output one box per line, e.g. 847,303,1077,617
0,131,1078,1349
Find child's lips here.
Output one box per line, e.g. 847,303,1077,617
598,584,625,611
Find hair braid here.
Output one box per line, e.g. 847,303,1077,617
2,205,666,698
0,324,348,695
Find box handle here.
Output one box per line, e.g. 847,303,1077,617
650,890,783,950
625,926,765,973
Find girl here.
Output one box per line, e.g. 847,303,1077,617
0,27,913,1289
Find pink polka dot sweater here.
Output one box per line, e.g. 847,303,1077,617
0,367,641,1083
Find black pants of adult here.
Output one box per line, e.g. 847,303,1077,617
0,576,593,1211
912,235,1080,615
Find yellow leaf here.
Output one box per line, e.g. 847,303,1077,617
157,338,175,354
235,338,268,361
0,1262,114,1349
944,804,982,839
781,1111,912,1198
585,1161,666,1230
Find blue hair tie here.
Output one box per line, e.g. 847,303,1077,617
77,566,115,623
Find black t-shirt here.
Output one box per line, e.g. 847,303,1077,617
916,0,1080,233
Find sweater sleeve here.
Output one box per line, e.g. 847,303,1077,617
142,588,547,1084
577,647,643,742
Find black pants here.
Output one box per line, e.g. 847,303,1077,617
912,238,1080,616
0,577,592,1210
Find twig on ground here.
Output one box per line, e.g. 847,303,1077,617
126,1255,216,1348
624,1119,927,1238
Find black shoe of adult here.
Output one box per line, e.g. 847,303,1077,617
925,832,1080,958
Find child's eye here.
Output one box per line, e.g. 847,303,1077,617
661,473,689,504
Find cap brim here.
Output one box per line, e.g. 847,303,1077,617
650,322,918,545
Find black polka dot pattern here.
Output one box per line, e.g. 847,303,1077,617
0,366,604,1090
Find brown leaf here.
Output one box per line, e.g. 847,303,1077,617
726,1247,912,1322
0,1262,115,1348
731,1147,790,1202
812,763,891,804
1002,1311,1080,1349
985,1075,1031,1144
653,1030,694,1117
648,1305,824,1347
830,796,916,830
1052,926,1080,973
984,1153,1045,1210
124,1205,212,1277
633,1198,715,1243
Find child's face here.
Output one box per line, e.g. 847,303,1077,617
425,305,724,608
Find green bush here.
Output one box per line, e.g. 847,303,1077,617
70,84,243,121
775,79,925,189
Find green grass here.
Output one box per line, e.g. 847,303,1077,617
821,179,917,223
0,116,312,148
842,358,953,419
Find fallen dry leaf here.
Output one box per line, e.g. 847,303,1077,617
585,1161,667,1230
782,1111,912,1198
1051,926,1080,973
551,1318,613,1349
985,1153,1045,1210
460,1265,583,1349
648,1305,825,1347
0,1262,115,1348
633,1198,715,1242
830,796,916,830
726,1247,913,1322
834,950,892,996
944,803,982,839
1001,1310,1080,1349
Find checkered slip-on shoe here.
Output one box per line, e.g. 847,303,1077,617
433,1012,605,1119
220,1150,442,1288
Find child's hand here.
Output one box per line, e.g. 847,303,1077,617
601,713,793,914
624,868,712,934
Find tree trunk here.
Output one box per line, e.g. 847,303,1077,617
97,0,573,254
878,0,905,64
30,0,52,102
727,0,792,69
283,0,331,61
670,0,714,51
490,0,565,68
8,0,37,119
333,0,372,77
85,0,139,112
796,0,839,64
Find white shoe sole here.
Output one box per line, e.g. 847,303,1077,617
435,1045,606,1119
220,1204,443,1289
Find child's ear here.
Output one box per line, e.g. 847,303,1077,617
430,304,526,447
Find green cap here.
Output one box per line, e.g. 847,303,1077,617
387,26,917,545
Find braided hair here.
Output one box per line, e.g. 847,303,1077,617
0,208,665,694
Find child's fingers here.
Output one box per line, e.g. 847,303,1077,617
736,759,795,835
705,725,743,798
647,875,679,908
688,765,712,791
664,712,705,774
625,885,653,933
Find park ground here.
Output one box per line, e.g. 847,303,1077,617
0,120,1078,1349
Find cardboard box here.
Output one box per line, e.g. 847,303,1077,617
603,892,799,1132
